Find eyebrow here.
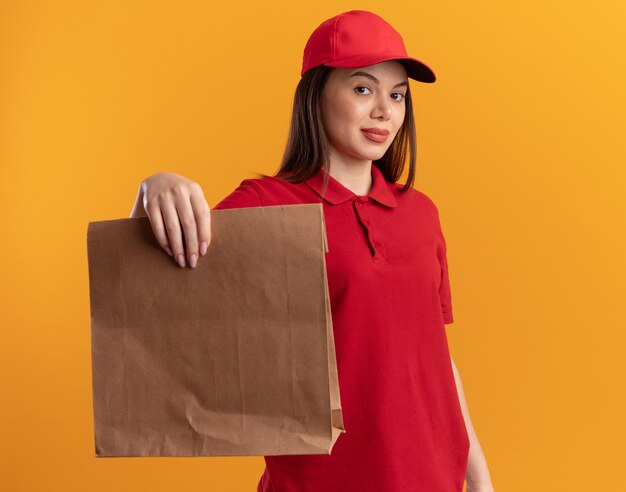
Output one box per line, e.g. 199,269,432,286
349,71,408,88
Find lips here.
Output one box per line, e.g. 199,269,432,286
361,127,389,135
361,128,389,143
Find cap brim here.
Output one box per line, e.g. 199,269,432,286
398,58,436,83
324,54,436,83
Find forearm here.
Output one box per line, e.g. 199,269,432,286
450,355,493,488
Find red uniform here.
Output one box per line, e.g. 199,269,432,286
213,164,470,492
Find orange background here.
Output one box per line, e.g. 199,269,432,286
1,1,625,491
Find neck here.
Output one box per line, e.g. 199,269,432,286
328,158,373,197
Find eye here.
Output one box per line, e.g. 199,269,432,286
355,85,406,102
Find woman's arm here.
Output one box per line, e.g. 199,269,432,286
129,172,212,268
130,183,148,218
450,355,495,491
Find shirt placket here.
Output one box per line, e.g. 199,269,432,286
353,196,385,262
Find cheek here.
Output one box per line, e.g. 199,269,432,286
325,104,356,141
323,112,344,144
332,95,366,122
393,108,406,133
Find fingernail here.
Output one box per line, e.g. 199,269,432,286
200,241,208,256
164,245,173,256
189,254,197,268
176,254,185,268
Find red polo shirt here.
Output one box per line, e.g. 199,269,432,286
213,164,470,492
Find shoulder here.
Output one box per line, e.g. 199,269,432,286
212,178,264,210
392,182,440,216
212,174,312,210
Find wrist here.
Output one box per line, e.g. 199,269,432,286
130,182,148,218
465,445,492,483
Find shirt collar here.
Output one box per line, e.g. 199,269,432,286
304,164,398,208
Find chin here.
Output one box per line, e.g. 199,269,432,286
358,149,389,161
338,142,390,163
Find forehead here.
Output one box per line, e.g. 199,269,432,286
331,60,408,82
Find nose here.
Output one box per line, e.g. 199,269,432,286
371,94,392,120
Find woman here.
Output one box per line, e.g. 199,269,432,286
130,10,494,492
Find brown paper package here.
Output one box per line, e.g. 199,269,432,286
87,203,345,457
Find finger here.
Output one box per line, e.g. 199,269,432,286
189,185,211,256
145,198,173,257
174,194,200,268
161,199,186,268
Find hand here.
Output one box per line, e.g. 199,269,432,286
136,172,211,268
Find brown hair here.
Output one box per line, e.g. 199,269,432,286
254,63,419,196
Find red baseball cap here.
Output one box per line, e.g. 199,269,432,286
301,10,436,83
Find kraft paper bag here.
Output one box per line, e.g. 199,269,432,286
86,203,345,457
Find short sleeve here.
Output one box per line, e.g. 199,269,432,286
212,179,263,210
433,204,454,324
